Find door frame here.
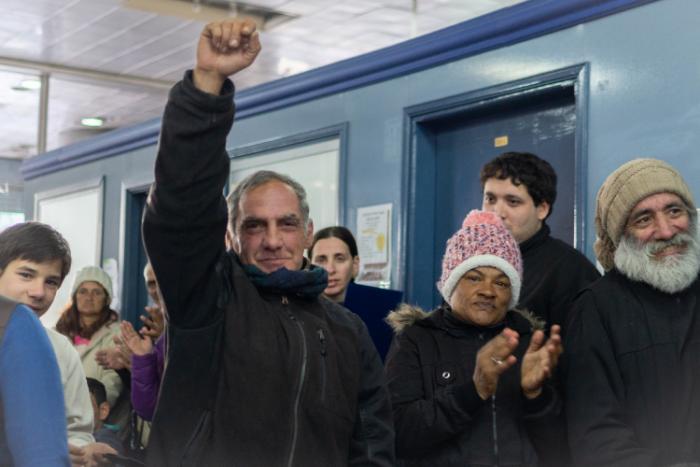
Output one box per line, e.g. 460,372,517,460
400,63,590,305
119,178,152,325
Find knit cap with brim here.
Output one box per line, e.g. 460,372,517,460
595,158,696,271
438,210,522,309
71,266,113,305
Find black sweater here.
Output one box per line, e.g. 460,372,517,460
519,224,600,332
517,225,600,467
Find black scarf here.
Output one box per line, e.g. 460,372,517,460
243,262,328,300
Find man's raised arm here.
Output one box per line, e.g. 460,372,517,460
142,19,261,330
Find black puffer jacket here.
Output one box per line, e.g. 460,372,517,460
143,71,394,466
385,305,559,466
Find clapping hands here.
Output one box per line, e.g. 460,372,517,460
521,325,563,399
472,325,563,400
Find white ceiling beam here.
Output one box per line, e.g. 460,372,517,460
0,56,175,90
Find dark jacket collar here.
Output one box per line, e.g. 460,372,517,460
608,267,700,298
519,222,550,255
418,305,533,338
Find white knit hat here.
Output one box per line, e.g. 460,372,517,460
71,266,113,304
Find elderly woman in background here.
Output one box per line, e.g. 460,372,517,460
56,266,122,408
309,226,360,304
385,210,563,466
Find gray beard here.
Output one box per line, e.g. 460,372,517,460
614,230,700,294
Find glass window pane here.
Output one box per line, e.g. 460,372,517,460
47,75,168,151
229,138,340,230
0,212,25,231
35,182,103,327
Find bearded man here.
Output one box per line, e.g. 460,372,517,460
566,158,700,467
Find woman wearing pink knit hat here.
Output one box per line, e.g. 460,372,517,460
385,210,563,466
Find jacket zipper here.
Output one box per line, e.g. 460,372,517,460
284,295,307,467
181,410,210,466
491,394,499,466
318,328,327,403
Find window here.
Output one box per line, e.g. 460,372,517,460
229,138,340,229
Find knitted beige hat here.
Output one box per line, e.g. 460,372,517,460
594,158,695,271
71,266,113,304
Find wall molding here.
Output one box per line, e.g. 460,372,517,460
21,0,657,180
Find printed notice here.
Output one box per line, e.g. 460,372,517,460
494,135,509,147
356,203,392,287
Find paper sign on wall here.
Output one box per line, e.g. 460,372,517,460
494,135,509,147
356,203,392,288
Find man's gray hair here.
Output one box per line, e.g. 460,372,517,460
227,170,310,233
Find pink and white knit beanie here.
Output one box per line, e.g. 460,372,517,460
437,210,522,309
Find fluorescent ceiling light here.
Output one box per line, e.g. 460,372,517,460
12,79,41,91
80,117,105,128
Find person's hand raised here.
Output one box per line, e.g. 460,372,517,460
194,18,261,94
140,305,164,339
121,320,153,357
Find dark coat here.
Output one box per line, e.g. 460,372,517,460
566,269,700,467
143,71,394,467
385,305,559,466
518,224,600,467
519,224,600,332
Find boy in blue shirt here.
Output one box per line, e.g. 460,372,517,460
0,296,69,466
0,221,114,466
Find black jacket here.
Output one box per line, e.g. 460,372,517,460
518,225,600,467
566,269,700,467
385,305,560,466
143,72,394,466
519,224,600,332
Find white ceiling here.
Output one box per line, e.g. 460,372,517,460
0,0,524,160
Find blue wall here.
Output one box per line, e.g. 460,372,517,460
21,0,700,298
0,158,24,213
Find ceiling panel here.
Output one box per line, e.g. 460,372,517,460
0,0,524,159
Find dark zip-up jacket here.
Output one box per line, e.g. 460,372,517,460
385,305,559,466
566,269,700,467
518,224,600,467
143,71,394,466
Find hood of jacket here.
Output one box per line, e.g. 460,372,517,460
385,303,544,335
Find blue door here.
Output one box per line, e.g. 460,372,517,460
408,85,578,309
122,190,150,326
